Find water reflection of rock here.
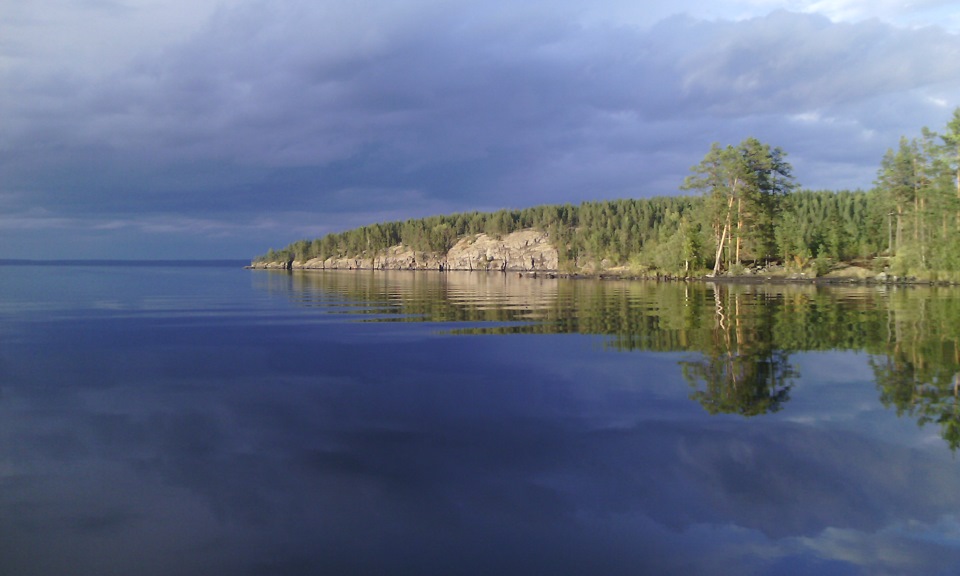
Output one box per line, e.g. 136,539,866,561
261,270,563,322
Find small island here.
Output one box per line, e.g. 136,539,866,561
253,109,960,284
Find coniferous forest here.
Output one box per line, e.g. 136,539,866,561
255,108,960,281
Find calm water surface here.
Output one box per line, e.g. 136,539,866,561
2,263,960,575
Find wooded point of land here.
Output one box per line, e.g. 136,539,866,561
255,108,960,282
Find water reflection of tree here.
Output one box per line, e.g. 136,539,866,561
871,294,960,450
260,270,960,449
681,286,796,416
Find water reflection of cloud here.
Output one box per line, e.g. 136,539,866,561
4,292,960,574
782,352,940,451
791,520,960,575
794,351,877,384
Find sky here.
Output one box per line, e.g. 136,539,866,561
2,0,960,259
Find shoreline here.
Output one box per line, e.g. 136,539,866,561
245,264,960,287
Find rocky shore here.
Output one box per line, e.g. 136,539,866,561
249,230,559,272
249,229,958,286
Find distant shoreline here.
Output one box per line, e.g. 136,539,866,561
0,259,248,267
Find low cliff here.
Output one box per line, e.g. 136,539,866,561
250,229,560,272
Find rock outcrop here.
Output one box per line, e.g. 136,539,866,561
251,229,560,272
446,230,558,271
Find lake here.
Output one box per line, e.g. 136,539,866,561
2,263,960,575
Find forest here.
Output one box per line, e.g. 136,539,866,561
254,108,960,281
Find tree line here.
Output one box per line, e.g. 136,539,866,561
255,108,960,280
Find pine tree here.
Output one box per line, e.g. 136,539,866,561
682,138,795,274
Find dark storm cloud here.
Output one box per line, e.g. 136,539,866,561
2,1,959,257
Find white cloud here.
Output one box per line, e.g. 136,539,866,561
801,0,960,30
569,0,960,31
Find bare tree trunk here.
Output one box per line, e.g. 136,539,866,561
914,177,920,243
920,195,926,266
736,197,742,266
713,223,728,276
711,178,740,276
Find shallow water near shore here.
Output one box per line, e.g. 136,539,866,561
3,263,960,575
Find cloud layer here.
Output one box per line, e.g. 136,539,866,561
2,1,959,257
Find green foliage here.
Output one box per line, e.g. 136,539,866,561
775,189,882,264
253,196,705,271
812,255,834,277
254,107,960,278
682,137,796,274
873,107,960,275
249,184,928,273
